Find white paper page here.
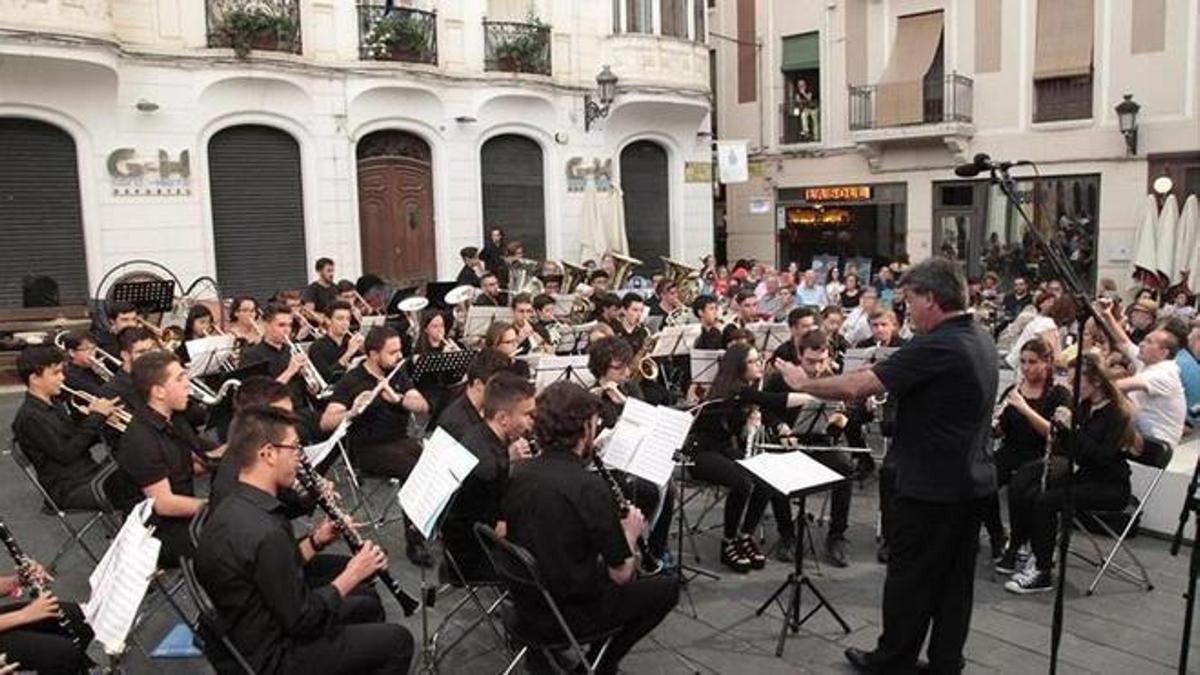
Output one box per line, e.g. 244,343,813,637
651,325,701,357
360,314,386,330
627,405,694,486
304,419,350,467
689,349,724,384
737,451,845,496
398,429,479,540
534,354,593,392
83,499,161,653
600,398,657,471
186,335,236,377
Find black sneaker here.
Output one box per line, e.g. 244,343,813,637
825,537,849,568
738,534,767,570
720,539,751,573
1004,568,1053,594
989,532,1009,563
994,546,1026,575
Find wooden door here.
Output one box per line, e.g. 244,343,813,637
357,131,436,286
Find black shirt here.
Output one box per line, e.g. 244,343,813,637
437,393,482,444
302,281,338,315
242,340,307,410
65,363,106,397
114,407,216,512
456,265,481,287
92,328,120,361
444,423,509,573
209,457,314,519
1070,401,1132,487
871,314,998,502
474,292,509,308
307,335,349,385
694,326,723,351
594,382,644,431
328,364,417,450
1003,291,1032,318
995,383,1071,468
841,288,862,309
12,394,104,502
101,370,141,410
612,323,649,354
503,452,631,607
196,483,344,675
688,387,791,458
772,338,803,366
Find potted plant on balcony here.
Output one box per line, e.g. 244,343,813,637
492,13,549,74
364,10,430,61
220,3,299,58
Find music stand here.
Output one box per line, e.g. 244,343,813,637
553,322,595,355
410,350,476,385
671,399,730,618
463,306,513,342
747,322,789,354
689,349,723,385
111,279,176,314
532,355,593,392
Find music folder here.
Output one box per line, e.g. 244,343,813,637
738,451,845,497
83,499,162,654
398,428,480,540
600,398,694,487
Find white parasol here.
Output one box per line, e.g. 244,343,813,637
1155,194,1179,287
578,178,608,264
1181,194,1200,294
1131,194,1159,287
604,180,630,256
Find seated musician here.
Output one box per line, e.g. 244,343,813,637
613,294,649,354
1100,306,1187,451
319,327,432,567
481,321,531,378
821,306,850,370
456,246,483,287
61,330,107,397
650,280,683,319
856,309,907,350
688,343,814,573
587,337,675,570
770,307,818,365
722,291,760,347
588,269,611,295
308,301,364,386
302,257,339,316
443,372,536,581
0,545,93,674
1004,353,1135,594
177,304,217,365
413,310,464,423
333,281,364,332
438,348,516,443
474,272,508,308
592,292,623,327
114,351,217,567
503,382,678,675
241,304,311,412
531,294,557,343
227,296,262,346
13,345,119,511
92,300,138,358
692,295,724,350
510,294,546,356
197,406,414,675
100,326,158,409
843,308,908,485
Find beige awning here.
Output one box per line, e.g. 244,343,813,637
1034,0,1094,80
875,11,943,127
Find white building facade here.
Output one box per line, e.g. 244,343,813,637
0,0,713,306
710,0,1200,291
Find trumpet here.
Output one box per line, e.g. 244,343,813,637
60,384,131,432
137,317,185,350
285,337,332,400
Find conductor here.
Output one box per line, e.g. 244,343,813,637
779,257,998,673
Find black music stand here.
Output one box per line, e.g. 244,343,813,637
425,282,458,311
533,356,592,391
111,279,176,314
410,350,476,385
553,323,593,355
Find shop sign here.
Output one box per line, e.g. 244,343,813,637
804,185,872,202
685,162,712,183
107,148,191,196
566,156,613,192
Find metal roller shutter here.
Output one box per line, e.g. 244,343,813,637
620,141,670,275
0,118,88,307
209,125,308,303
481,134,546,261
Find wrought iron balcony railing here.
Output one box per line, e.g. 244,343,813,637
358,5,437,64
483,19,551,76
849,73,973,131
207,0,302,57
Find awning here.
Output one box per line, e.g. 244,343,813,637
1034,0,1094,80
875,11,943,127
782,32,819,71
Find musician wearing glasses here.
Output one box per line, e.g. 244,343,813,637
242,304,310,412
308,302,365,385
0,544,93,675
60,330,107,397
227,297,263,346
302,257,339,316
319,327,432,567
503,382,678,675
197,406,414,675
13,345,119,511
93,300,139,357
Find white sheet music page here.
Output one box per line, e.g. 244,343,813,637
83,499,161,654
738,451,845,496
304,418,349,467
398,428,479,540
650,325,701,357
629,404,694,487
186,334,236,377
533,355,594,392
600,398,657,472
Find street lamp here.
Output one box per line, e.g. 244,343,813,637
1115,93,1140,156
584,65,619,132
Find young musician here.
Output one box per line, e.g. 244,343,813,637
114,351,217,567
510,294,544,355
61,330,107,396
307,301,365,385
456,246,483,287
770,307,818,365
100,326,158,410
413,310,463,423
0,545,93,674
614,294,649,354
989,338,1071,573
177,304,217,365
650,280,682,318
722,291,759,347
13,346,118,510
197,406,414,674
692,295,724,350
1004,353,1135,594
93,300,139,357
593,292,623,327
227,296,262,346
589,269,611,294
437,348,516,443
319,327,432,566
302,257,339,315
443,372,536,581
241,304,310,412
474,273,507,308
503,381,678,675
531,294,558,342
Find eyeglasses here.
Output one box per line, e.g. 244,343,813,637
269,442,302,454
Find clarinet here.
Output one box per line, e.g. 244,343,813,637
293,459,419,616
590,455,659,575
0,518,83,649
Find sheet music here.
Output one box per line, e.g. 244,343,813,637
305,418,349,467
651,324,702,357
186,335,236,377
689,349,724,384
551,293,576,318
747,321,789,353
464,306,513,338
360,315,386,330
738,451,845,496
602,399,694,486
83,499,161,654
533,354,594,392
398,428,479,540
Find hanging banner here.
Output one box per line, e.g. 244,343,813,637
716,140,749,184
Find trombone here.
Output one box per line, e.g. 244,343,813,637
53,331,120,382
59,385,131,432
189,378,243,407
136,317,185,351
294,306,327,340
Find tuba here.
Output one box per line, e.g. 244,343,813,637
560,260,589,294
609,252,643,291
661,256,702,306
507,258,545,296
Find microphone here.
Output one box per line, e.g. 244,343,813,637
953,153,1031,177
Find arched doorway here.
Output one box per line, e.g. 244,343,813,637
620,140,670,274
208,124,308,302
481,134,545,260
0,118,88,307
356,130,436,286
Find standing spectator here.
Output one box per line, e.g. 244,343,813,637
825,267,845,308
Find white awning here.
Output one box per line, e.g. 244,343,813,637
875,11,944,127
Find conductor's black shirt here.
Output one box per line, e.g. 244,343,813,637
871,314,998,502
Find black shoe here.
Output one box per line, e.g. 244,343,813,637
826,537,849,568
720,538,751,573
994,546,1022,575
771,538,796,563
738,534,766,570
406,539,434,568
845,647,878,672
876,541,890,564
989,531,1009,563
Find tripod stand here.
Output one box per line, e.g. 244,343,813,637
1171,454,1200,673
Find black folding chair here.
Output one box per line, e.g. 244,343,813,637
473,523,621,675
179,557,257,675
9,441,111,570
426,541,510,665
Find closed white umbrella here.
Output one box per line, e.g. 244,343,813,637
1156,194,1179,287
605,181,630,256
578,178,607,264
1132,194,1159,287
1181,195,1200,294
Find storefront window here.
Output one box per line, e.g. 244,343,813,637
776,183,907,276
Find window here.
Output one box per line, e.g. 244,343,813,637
661,0,686,38
780,32,820,143
626,0,652,33
1033,0,1094,122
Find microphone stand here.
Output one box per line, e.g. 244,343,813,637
987,163,1117,674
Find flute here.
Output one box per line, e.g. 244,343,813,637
293,456,419,616
0,518,84,649
590,455,659,575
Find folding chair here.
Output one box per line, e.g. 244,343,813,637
425,545,510,665
473,523,621,675
189,504,210,551
1070,441,1173,595
9,440,111,570
675,459,728,563
179,557,257,675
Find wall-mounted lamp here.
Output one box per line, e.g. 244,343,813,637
455,115,477,124
135,99,159,113
1115,93,1140,156
584,65,618,132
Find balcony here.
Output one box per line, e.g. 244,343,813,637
207,0,302,58
848,73,974,166
779,101,821,144
357,5,437,65
483,19,552,76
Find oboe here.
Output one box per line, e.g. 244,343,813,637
293,458,419,616
0,518,83,649
590,455,658,574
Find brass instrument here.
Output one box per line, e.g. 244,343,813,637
0,519,84,649
561,260,589,294
188,378,242,407
54,330,119,382
60,384,131,432
444,285,476,338
664,305,693,327
351,290,377,317
610,252,643,291
661,256,702,306
137,317,185,351
295,306,327,340
506,257,545,295
285,337,332,400
397,296,429,346
631,335,659,381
